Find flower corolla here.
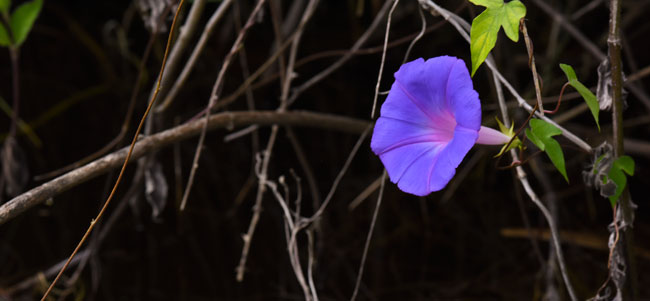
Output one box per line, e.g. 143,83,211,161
371,56,510,196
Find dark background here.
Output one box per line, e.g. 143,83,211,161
1,0,649,300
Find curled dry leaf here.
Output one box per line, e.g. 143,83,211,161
136,0,175,33
1,137,29,199
596,59,628,111
582,142,616,199
145,159,168,221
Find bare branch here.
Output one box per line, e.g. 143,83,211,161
0,111,370,225
156,0,234,112
287,0,395,106
234,0,320,282
180,0,268,211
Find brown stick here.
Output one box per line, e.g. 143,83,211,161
607,0,637,298
0,111,370,226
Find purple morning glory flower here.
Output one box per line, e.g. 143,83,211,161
371,56,510,196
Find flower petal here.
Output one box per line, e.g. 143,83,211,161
371,56,482,196
428,126,478,191
380,57,460,129
447,59,481,130
379,141,445,197
371,117,449,185
476,126,511,145
371,116,453,156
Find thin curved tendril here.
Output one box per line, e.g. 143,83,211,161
544,82,570,114
39,1,186,299
494,80,574,170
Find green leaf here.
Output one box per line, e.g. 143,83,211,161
607,155,634,206
525,119,568,182
614,155,634,175
0,21,9,46
9,0,42,46
559,63,600,131
0,0,10,14
469,0,526,76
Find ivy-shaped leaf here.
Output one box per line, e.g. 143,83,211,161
9,0,42,46
525,118,568,182
559,63,600,131
469,0,526,76
605,155,634,206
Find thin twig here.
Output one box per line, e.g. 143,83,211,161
544,82,570,114
234,0,319,282
348,176,383,211
39,2,187,299
286,0,395,106
306,125,372,223
402,4,427,65
493,70,510,126
269,0,288,89
285,125,372,254
371,0,399,119
571,0,605,20
513,161,578,301
306,229,319,301
530,0,605,61
230,0,262,210
156,0,234,112
529,157,560,299
520,20,545,115
213,12,450,113
350,171,386,301
4,250,91,295
298,20,446,68
235,125,279,282
494,56,546,273
285,127,322,213
265,178,311,299
35,10,167,181
151,0,207,102
179,0,267,211
0,111,370,225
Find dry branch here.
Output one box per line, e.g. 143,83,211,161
0,111,370,225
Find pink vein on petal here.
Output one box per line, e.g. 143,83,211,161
394,79,440,124
394,145,436,184
444,62,452,109
375,134,449,156
426,144,443,191
379,116,453,132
